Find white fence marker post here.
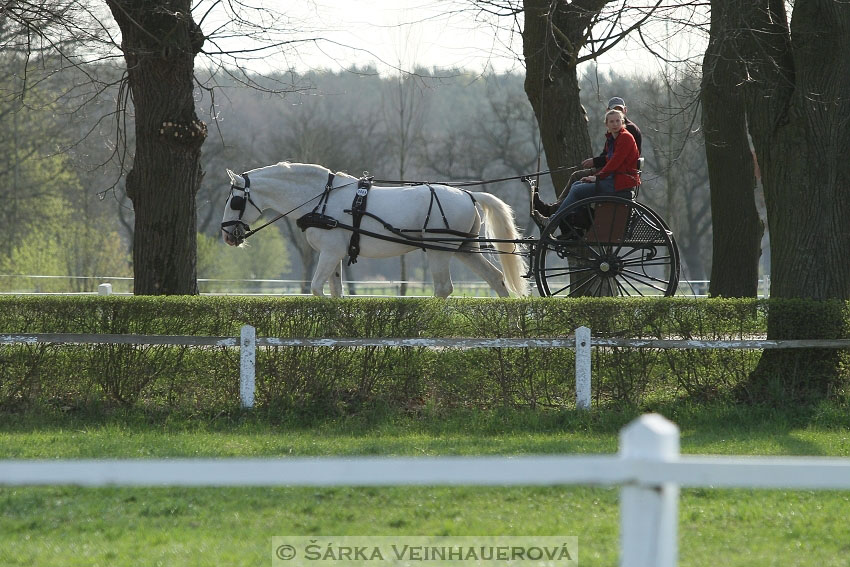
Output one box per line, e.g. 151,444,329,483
240,325,256,409
575,326,591,410
619,413,680,567
97,283,112,296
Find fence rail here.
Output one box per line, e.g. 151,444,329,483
0,275,770,297
4,326,850,411
4,453,850,489
0,333,238,346
1,414,847,567
5,333,850,350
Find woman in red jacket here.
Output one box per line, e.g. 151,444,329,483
552,109,640,217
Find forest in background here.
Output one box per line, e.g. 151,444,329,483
1,55,755,293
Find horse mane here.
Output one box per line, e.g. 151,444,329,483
274,161,349,177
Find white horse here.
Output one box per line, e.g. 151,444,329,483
221,162,529,297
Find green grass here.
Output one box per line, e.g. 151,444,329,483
1,404,849,566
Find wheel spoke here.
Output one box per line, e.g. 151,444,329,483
621,264,669,281
615,277,641,296
539,266,596,282
618,269,672,293
567,274,603,297
620,255,675,268
550,273,598,297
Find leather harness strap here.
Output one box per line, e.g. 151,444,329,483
317,172,335,215
344,177,373,265
294,181,481,260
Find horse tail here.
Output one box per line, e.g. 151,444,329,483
473,192,530,297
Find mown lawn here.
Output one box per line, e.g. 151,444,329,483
1,404,849,566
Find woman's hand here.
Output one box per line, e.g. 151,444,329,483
581,175,597,183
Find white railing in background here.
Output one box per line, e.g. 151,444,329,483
3,326,850,411
1,414,848,567
0,275,773,297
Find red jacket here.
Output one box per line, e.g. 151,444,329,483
597,128,640,191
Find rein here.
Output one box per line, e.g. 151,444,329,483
370,164,578,187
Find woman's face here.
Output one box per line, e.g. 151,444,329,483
606,113,624,134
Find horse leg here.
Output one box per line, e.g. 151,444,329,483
454,248,511,297
329,260,344,297
305,228,349,297
311,251,346,297
427,251,454,298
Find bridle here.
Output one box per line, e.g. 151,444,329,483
221,173,262,245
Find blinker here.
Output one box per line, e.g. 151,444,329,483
230,195,246,210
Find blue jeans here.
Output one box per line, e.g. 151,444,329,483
555,176,617,216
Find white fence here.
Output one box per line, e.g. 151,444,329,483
4,325,850,411
0,275,772,298
2,414,849,567
237,325,850,410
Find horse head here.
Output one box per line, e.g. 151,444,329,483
221,169,262,246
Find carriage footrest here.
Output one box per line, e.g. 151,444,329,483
296,212,339,231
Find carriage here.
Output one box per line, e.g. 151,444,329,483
220,161,679,298
526,168,679,297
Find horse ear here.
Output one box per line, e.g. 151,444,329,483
226,169,237,183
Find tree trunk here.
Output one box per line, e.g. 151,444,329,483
701,0,763,297
522,1,607,296
107,0,206,295
522,0,594,199
733,0,850,400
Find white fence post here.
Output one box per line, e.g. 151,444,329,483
240,325,256,409
575,326,591,410
97,283,112,296
619,414,680,567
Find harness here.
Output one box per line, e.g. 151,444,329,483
344,176,373,265
295,178,480,263
295,172,339,231
223,168,492,261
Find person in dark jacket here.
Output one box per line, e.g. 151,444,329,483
534,96,642,217
553,109,640,215
585,96,642,168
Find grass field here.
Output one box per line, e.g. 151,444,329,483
1,403,849,566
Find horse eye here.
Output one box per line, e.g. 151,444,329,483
230,196,245,210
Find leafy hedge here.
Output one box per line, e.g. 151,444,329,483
0,296,846,414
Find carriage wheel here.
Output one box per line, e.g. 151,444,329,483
534,196,680,297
